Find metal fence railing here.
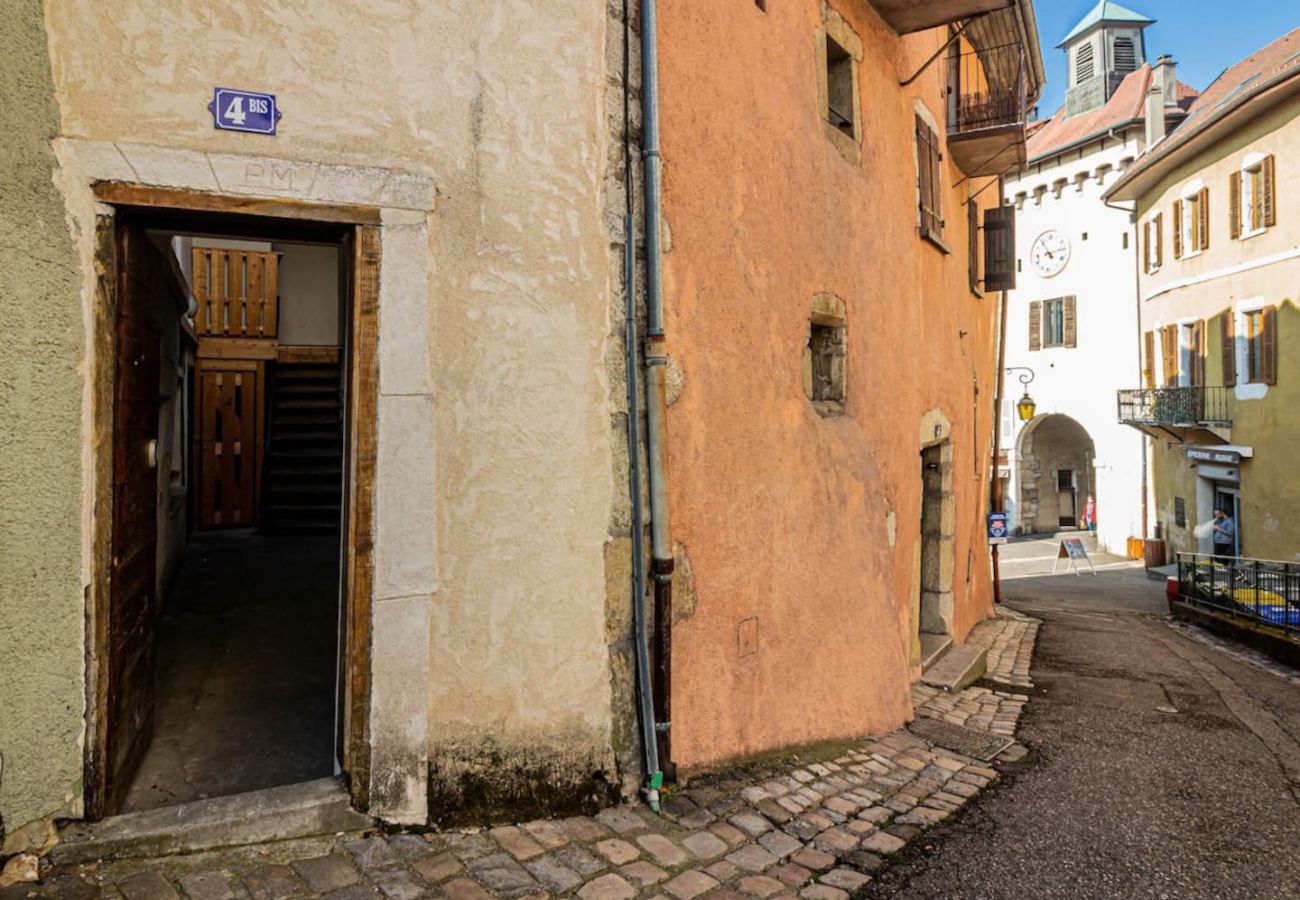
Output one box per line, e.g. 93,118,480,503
950,44,1026,136
1176,553,1300,637
1116,386,1233,427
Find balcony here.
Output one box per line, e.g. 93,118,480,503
866,0,1011,35
947,44,1029,177
1117,386,1234,432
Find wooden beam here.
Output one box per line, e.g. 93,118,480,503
197,337,278,360
93,182,382,226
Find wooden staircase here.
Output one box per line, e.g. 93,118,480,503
262,359,343,532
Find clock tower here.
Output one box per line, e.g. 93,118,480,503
1060,1,1155,118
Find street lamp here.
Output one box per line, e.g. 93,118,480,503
1007,367,1037,421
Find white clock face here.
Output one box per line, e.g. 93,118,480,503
1031,230,1071,278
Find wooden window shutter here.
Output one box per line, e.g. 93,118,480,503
1263,154,1277,227
1172,199,1183,259
1143,221,1151,271
1154,212,1164,267
1144,331,1156,388
968,200,980,293
1162,324,1178,386
1029,301,1042,351
1063,296,1078,348
1229,171,1242,239
1263,305,1278,385
916,117,944,239
1197,187,1210,251
1220,314,1236,386
983,205,1016,292
1192,320,1206,387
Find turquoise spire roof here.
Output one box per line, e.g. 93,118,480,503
1057,1,1155,49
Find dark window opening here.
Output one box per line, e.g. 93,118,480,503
755,0,767,10
810,323,844,403
826,35,854,136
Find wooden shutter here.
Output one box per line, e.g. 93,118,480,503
1172,199,1183,259
1197,187,1210,251
1144,331,1156,388
1154,212,1164,267
1143,220,1151,272
1162,324,1178,386
968,199,980,293
1229,171,1242,239
917,116,943,240
1263,154,1277,227
1221,314,1236,387
1192,320,1206,387
1029,301,1042,351
984,205,1016,292
1263,305,1278,385
1063,296,1078,348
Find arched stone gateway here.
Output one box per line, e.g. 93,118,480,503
1015,414,1097,534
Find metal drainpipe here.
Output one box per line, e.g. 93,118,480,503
640,0,675,786
622,0,663,812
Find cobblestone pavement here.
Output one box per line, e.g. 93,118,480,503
910,684,1027,737
966,608,1038,688
5,619,1042,900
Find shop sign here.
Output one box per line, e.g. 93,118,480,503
1185,447,1241,465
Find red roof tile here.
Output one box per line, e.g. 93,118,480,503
1025,65,1200,162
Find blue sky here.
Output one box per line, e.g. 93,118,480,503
1035,0,1300,116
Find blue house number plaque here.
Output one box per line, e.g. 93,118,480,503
210,87,280,135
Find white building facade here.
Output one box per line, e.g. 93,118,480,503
1001,1,1193,554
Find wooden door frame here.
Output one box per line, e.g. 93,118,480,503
85,184,379,818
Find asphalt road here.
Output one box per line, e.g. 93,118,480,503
867,567,1300,899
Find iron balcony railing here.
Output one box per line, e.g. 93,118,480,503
1177,553,1300,638
1116,386,1234,428
949,44,1027,136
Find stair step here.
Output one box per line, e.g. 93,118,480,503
270,447,343,459
268,484,341,496
919,633,954,671
271,430,342,443
921,644,987,692
272,415,341,427
275,399,339,410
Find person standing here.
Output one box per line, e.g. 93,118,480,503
1212,508,1236,563
1083,495,1096,534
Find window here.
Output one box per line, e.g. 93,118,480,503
818,12,861,162
916,115,944,246
1143,331,1156,388
1245,306,1277,385
826,35,854,137
1144,213,1164,272
1057,469,1074,492
803,293,847,415
1231,155,1277,238
1113,36,1137,73
1173,188,1209,258
1076,41,1095,83
1183,320,1206,387
1029,296,1077,350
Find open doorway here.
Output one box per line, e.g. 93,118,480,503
918,443,955,638
89,196,378,820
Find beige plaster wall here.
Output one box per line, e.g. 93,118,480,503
273,243,340,347
25,0,620,827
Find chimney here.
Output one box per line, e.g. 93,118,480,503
1155,55,1179,107
1145,82,1166,147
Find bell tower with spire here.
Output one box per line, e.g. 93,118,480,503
1060,1,1155,117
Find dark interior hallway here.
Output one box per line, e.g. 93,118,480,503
122,531,339,813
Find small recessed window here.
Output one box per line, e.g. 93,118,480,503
755,0,767,10
803,294,847,416
1122,232,1130,250
826,35,854,137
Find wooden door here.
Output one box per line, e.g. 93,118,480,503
196,361,264,528
104,225,181,811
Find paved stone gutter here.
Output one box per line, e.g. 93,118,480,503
8,616,1041,900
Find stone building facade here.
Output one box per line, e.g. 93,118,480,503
0,0,1043,850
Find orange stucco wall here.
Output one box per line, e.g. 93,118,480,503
659,0,1001,771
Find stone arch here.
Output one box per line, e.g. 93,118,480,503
1014,413,1097,534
